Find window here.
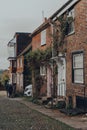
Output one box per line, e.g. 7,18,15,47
13,73,16,83
72,52,84,84
17,59,19,67
41,29,46,46
17,73,20,84
13,61,16,68
10,61,12,67
67,8,75,34
40,66,46,76
20,58,22,67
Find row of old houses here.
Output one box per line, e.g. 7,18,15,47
7,0,87,109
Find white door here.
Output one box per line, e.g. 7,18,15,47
57,58,66,96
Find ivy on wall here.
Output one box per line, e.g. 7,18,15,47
51,15,73,56
26,47,52,67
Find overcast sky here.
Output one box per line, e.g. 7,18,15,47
0,0,68,70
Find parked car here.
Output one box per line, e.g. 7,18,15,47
24,84,32,96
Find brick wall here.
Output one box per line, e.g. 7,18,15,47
32,25,52,51
66,0,87,107
32,24,52,96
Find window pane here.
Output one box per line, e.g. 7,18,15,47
40,66,46,75
68,22,74,34
41,30,46,45
73,53,83,68
13,73,16,83
74,69,83,83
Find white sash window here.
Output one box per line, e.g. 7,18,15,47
41,29,46,46
40,66,46,76
73,52,84,83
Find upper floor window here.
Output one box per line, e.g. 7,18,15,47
20,58,22,67
40,65,46,76
67,8,75,35
10,61,12,67
41,29,46,46
72,52,84,84
17,59,19,67
13,61,16,68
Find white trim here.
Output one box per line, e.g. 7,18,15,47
41,29,46,46
53,0,79,20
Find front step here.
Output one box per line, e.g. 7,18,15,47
38,96,52,105
45,97,66,109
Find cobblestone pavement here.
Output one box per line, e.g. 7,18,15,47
0,91,87,130
16,98,87,130
0,94,75,130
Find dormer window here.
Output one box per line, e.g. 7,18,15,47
41,29,46,46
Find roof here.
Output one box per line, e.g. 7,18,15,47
8,32,31,46
17,43,32,57
7,37,16,46
8,57,16,60
31,18,50,37
49,0,80,20
31,0,80,37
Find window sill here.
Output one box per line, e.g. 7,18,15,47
40,74,46,76
67,31,75,36
41,43,46,46
72,83,85,87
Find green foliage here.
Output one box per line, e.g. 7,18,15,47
52,15,73,56
1,71,9,86
24,96,41,105
26,47,52,67
66,104,73,110
56,101,66,109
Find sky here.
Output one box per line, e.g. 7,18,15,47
0,0,68,70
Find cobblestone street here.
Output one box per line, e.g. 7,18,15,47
0,92,87,130
0,93,75,130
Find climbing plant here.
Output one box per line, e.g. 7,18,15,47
51,15,73,56
25,47,52,98
26,47,52,66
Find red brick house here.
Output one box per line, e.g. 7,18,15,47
16,42,32,92
31,18,53,98
49,0,87,109
7,0,87,110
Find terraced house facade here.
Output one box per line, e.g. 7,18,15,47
31,18,53,98
8,32,31,92
49,0,87,108
8,0,87,109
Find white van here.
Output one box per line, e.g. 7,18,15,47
24,84,32,96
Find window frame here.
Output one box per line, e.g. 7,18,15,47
40,65,46,76
41,29,46,46
17,59,19,68
72,51,84,84
20,57,23,67
67,8,75,35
